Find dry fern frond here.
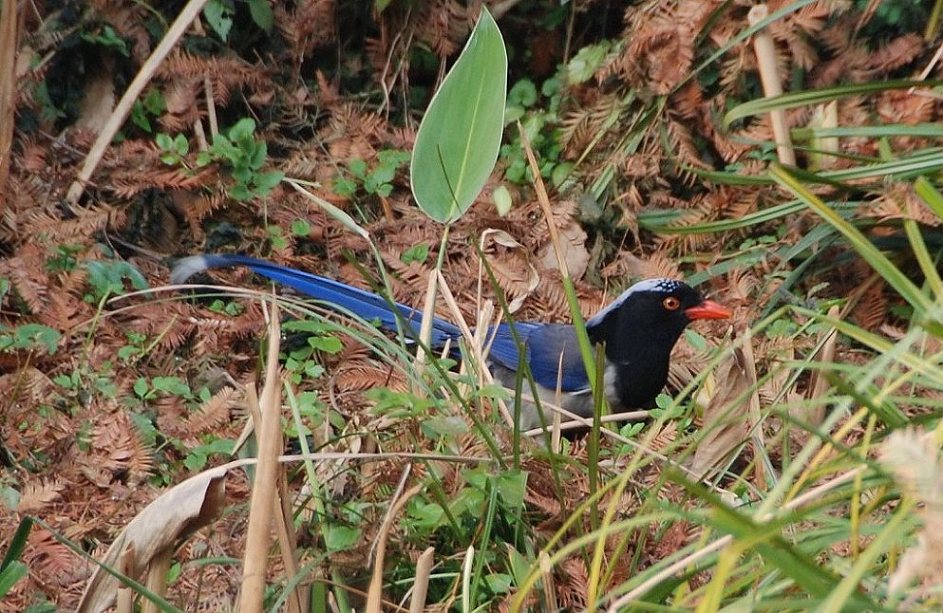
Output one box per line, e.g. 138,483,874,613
868,33,923,74
414,0,470,58
25,204,126,242
26,529,92,588
90,404,156,484
666,119,708,170
181,386,241,445
275,0,337,60
17,478,66,513
559,93,622,157
852,281,888,331
869,183,942,226
671,81,704,119
558,556,589,609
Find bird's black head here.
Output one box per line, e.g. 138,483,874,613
585,278,731,364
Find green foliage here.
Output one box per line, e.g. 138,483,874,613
0,323,61,355
410,7,507,223
80,24,129,57
156,132,189,165
204,0,235,41
333,149,410,200
400,244,429,264
196,118,284,200
204,0,273,41
281,320,343,384
0,518,31,599
45,245,82,273
566,41,612,84
500,75,568,186
183,438,233,471
290,218,311,237
85,260,148,302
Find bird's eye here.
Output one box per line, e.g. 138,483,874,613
663,296,681,310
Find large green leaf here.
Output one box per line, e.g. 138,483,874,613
410,7,507,223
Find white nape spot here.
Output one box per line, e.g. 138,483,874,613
586,278,682,327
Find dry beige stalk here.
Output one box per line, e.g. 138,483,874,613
238,305,284,612
748,4,796,166
0,0,17,213
409,547,435,612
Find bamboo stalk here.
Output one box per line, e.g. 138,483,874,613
748,5,796,166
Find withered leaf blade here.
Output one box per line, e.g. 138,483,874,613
78,465,229,613
689,344,759,481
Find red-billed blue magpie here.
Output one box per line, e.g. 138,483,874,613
172,254,731,429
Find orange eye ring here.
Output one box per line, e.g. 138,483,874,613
663,296,681,310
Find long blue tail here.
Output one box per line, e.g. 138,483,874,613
172,254,462,345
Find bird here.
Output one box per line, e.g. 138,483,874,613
172,254,731,430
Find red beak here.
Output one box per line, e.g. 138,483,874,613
685,300,732,321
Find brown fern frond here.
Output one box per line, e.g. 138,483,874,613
868,33,923,74
275,0,337,59
334,363,406,394
671,81,704,119
869,183,941,226
182,386,241,444
17,478,66,513
25,204,126,242
90,404,155,484
26,530,91,588
852,281,887,331
559,94,622,157
667,119,708,169
558,556,589,609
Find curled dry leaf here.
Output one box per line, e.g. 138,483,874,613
480,228,539,312
537,219,589,280
77,465,229,613
689,339,759,480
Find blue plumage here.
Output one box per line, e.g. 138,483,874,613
172,253,730,428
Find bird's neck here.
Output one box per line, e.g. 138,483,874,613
588,321,681,410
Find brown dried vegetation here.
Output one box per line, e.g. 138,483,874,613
1,0,940,608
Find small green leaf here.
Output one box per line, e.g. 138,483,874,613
156,133,173,150
324,524,361,552
421,416,468,438
566,42,611,84
333,176,357,197
484,573,512,594
401,244,429,264
307,335,343,353
151,376,191,397
247,0,274,32
291,219,311,236
492,184,512,215
507,79,537,109
203,0,234,41
348,159,368,179
254,170,284,194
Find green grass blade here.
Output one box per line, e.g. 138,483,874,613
725,81,942,126
770,164,932,314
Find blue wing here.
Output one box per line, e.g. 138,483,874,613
172,254,462,346
486,322,589,392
